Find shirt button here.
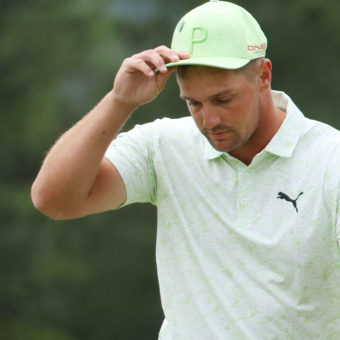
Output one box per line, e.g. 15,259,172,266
241,199,248,205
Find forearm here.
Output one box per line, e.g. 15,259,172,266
31,90,136,218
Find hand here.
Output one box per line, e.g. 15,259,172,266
112,46,190,108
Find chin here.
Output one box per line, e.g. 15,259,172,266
210,141,233,153
208,137,244,153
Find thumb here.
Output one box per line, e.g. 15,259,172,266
156,67,177,91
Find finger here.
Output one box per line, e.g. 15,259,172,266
154,45,180,63
154,45,190,63
132,49,169,74
176,50,191,59
156,67,177,91
122,57,156,77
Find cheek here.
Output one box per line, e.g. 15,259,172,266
234,93,259,122
188,108,204,127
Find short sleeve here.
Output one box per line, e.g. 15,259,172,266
337,194,340,247
333,145,340,248
104,123,157,207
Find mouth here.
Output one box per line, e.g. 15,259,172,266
208,130,232,140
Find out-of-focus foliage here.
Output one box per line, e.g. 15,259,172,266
1,0,340,339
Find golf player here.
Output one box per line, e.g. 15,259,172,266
32,0,340,338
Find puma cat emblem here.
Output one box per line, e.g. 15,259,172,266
277,192,304,212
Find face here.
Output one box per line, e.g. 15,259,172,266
177,66,263,154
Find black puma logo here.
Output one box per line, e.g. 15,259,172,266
277,192,303,212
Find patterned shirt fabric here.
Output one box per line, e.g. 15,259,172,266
105,91,340,340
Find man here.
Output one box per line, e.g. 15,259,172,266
32,0,340,339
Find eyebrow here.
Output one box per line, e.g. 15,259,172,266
179,89,234,101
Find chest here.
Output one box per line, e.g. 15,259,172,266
156,151,339,260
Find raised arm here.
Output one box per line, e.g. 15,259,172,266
31,46,190,220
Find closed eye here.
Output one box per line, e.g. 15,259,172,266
215,97,231,104
187,100,201,107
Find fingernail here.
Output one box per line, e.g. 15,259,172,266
160,65,167,72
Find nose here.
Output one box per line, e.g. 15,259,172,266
202,105,222,129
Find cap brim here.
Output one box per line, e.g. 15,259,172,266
165,56,251,70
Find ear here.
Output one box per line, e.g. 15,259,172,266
258,58,272,91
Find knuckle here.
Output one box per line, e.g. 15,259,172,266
139,50,156,61
122,57,133,65
143,49,154,56
155,45,167,51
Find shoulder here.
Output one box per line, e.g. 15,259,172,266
111,116,202,159
302,118,340,149
114,116,195,140
148,116,196,133
298,118,340,174
126,116,200,143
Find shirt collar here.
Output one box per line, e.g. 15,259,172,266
264,90,306,158
202,90,306,160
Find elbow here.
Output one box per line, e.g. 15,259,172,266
31,181,72,220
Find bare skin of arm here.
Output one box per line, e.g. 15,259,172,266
31,46,190,220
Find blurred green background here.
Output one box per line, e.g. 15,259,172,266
1,0,340,339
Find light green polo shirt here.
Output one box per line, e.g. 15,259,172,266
105,91,340,340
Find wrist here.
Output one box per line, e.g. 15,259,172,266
109,89,140,114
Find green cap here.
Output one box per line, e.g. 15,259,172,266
166,0,267,70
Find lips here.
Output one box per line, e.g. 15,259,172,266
209,130,231,139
